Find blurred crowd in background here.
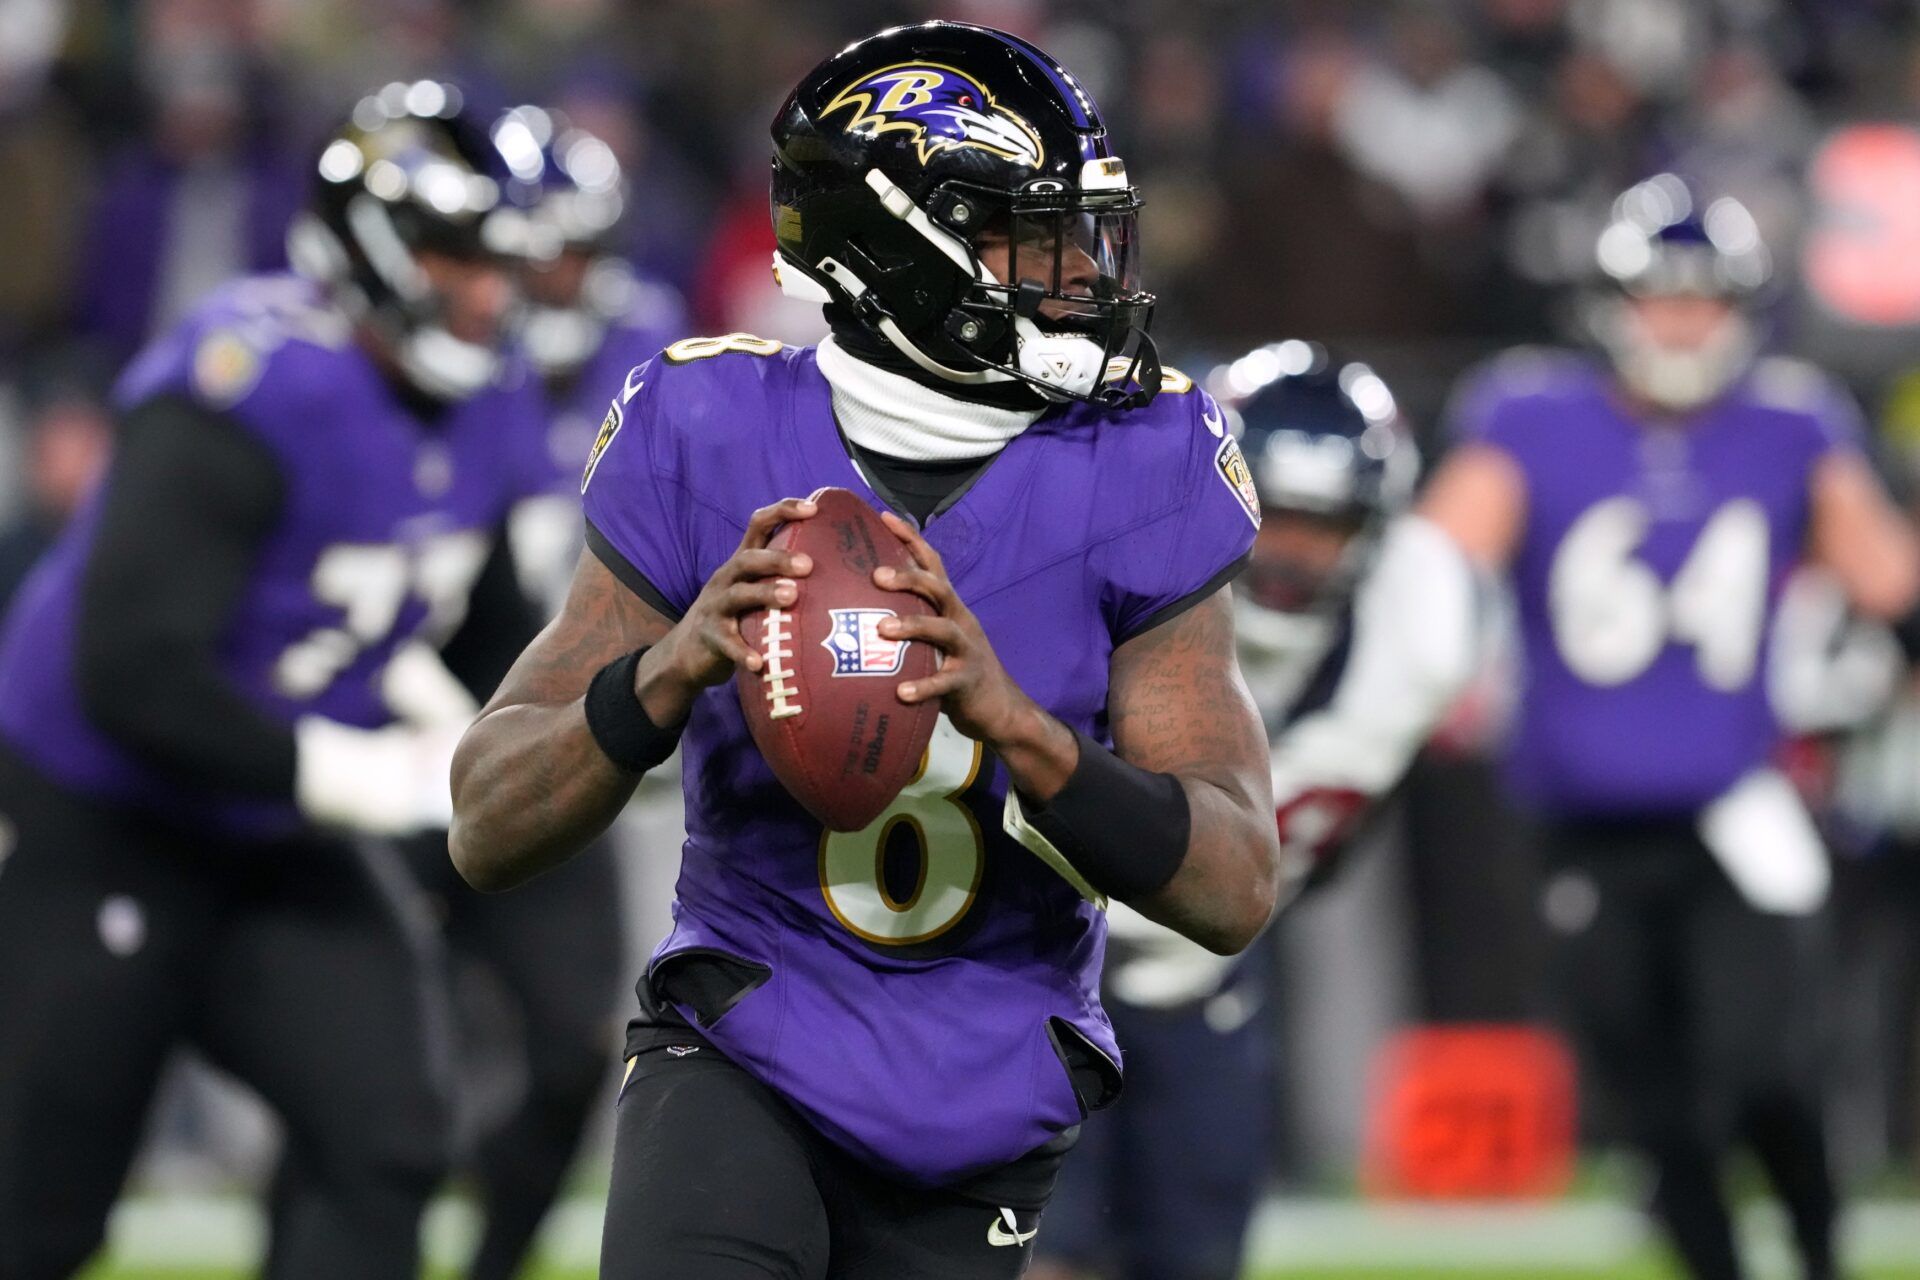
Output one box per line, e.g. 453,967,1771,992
11,0,1920,1202
17,0,1920,445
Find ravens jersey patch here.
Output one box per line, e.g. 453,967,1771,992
192,331,265,408
1215,434,1262,528
580,401,624,494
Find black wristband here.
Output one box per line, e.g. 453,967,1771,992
584,648,685,774
1022,731,1191,901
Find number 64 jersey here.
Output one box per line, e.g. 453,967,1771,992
1451,350,1860,817
582,339,1257,1188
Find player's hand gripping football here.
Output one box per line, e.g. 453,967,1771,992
645,497,817,716
872,511,1038,748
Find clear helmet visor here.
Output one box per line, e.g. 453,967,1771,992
986,200,1147,332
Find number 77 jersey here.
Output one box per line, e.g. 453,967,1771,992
0,275,540,836
1450,349,1861,816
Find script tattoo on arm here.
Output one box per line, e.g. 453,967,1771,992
1107,587,1283,953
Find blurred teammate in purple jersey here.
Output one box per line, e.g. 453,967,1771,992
493,103,688,610
1423,175,1920,1280
389,105,689,1280
450,22,1284,1280
0,83,549,1280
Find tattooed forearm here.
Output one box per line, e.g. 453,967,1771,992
449,550,672,891
1108,588,1281,952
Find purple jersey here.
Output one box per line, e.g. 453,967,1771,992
0,274,542,836
1454,351,1857,816
582,341,1256,1186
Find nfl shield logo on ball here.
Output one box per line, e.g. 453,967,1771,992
822,608,907,676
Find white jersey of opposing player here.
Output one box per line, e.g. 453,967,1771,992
1105,515,1481,1008
1769,565,1919,840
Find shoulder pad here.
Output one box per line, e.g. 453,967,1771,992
116,275,354,414
1443,345,1596,443
1472,345,1591,398
586,339,809,490
1746,356,1848,414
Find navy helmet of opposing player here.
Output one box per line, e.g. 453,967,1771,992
1213,340,1417,646
1590,173,1772,412
491,104,646,378
769,21,1160,408
287,81,537,400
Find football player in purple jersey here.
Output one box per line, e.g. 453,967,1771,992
1421,175,1920,1280
451,22,1284,1280
0,83,550,1280
390,107,690,1280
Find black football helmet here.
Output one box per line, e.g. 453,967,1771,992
1217,340,1416,620
770,21,1159,408
287,81,535,400
492,104,644,377
1590,173,1770,410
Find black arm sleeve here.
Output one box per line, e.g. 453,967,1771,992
76,394,300,797
438,527,543,703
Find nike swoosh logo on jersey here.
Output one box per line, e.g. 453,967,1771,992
1202,404,1225,437
622,368,646,403
987,1208,1037,1247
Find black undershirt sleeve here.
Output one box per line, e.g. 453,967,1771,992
76,394,300,798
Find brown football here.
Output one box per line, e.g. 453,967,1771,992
736,487,940,832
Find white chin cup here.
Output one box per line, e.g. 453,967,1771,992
1608,309,1754,412
1012,315,1105,402
519,304,606,377
398,324,500,401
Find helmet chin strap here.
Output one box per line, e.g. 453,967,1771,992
779,248,1113,403
877,313,1010,386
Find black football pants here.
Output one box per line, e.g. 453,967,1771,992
388,832,626,1280
0,747,450,1280
602,1040,1043,1280
1541,818,1837,1280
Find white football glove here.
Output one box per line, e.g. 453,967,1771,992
380,640,481,728
294,716,464,836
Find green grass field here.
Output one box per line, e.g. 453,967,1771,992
72,1191,1920,1279
72,1269,1920,1280
73,1257,1920,1280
